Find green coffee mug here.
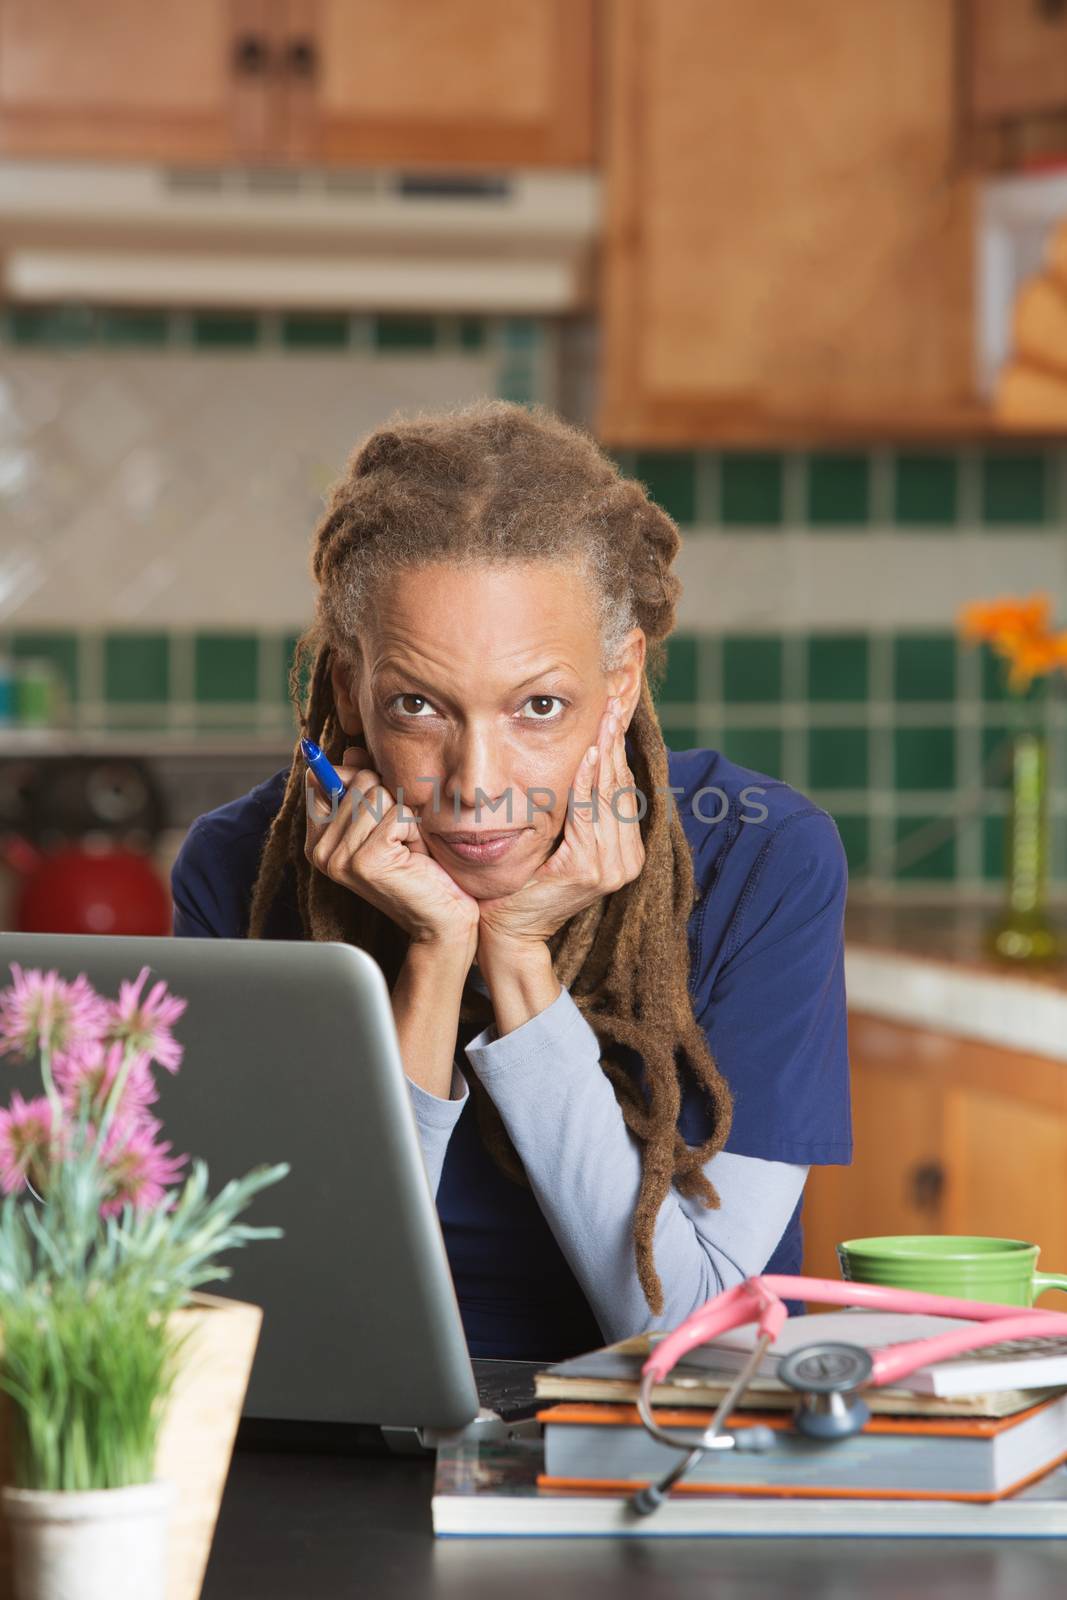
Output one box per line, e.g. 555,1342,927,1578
836,1235,1067,1307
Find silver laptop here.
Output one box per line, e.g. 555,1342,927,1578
0,932,545,1451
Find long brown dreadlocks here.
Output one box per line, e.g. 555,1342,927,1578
247,399,733,1317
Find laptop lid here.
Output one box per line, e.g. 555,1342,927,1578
0,931,485,1434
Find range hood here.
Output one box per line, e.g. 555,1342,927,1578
0,160,600,313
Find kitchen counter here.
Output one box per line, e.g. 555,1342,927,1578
844,897,1067,1063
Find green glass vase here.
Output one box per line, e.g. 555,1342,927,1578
984,727,1062,963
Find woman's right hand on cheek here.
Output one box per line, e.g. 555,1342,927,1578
304,743,480,958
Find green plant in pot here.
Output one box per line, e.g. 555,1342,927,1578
0,962,288,1600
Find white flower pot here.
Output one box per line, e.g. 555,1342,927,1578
0,1293,264,1600
1,1478,174,1600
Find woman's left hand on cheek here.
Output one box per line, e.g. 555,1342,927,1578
476,696,645,948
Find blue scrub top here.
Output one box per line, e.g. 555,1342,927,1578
171,740,852,1359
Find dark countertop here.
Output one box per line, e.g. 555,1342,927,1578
201,1441,1067,1599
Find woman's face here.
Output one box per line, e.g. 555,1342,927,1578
331,561,645,898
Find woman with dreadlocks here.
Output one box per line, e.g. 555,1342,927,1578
171,398,851,1361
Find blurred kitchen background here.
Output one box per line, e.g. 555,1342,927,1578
2,0,1067,940
11,0,1067,1280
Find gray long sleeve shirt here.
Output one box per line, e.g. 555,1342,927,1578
407,967,808,1348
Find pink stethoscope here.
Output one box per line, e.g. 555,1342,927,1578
627,1273,1067,1517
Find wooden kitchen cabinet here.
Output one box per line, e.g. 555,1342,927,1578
801,1046,946,1257
802,1011,1067,1308
966,0,1067,123
0,0,268,163
962,0,1067,171
599,0,983,445
283,0,596,167
0,0,596,168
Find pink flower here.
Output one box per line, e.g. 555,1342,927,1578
0,1091,62,1196
105,967,187,1075
97,1112,188,1217
55,1039,158,1124
0,964,110,1068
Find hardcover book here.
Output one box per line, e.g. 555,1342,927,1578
536,1392,1067,1501
534,1333,1060,1419
432,1431,1067,1538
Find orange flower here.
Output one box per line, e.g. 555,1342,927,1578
956,592,1067,695
956,593,1051,644
1002,630,1067,694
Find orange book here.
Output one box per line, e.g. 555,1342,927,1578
535,1397,1067,1502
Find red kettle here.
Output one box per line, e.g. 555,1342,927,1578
0,833,171,936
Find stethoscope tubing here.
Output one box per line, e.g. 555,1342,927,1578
626,1272,1067,1517
628,1332,776,1517
646,1274,1067,1388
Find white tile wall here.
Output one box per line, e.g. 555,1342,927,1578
0,350,505,628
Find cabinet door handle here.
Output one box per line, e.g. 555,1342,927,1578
233,33,273,75
909,1161,945,1211
285,37,318,79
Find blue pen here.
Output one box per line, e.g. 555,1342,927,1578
300,737,347,802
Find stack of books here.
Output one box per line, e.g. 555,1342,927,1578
432,1312,1067,1537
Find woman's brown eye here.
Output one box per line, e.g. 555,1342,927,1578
522,695,564,719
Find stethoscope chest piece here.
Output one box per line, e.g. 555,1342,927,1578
777,1342,874,1441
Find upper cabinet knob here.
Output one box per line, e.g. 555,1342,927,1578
233,33,272,75
285,37,318,79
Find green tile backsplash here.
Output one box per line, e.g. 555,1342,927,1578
3,304,1066,897
895,816,956,882
194,634,259,703
373,315,438,351
635,452,696,526
98,309,169,347
893,726,957,791
191,312,259,348
723,726,784,777
0,305,542,372
720,452,784,525
807,635,869,702
982,814,1005,879
458,316,487,351
723,636,783,703
807,452,870,526
104,633,170,704
980,723,1016,790
9,305,95,347
281,313,350,350
5,623,1067,893
892,634,956,703
656,634,699,704
893,453,958,526
808,726,869,790
981,453,1047,526
833,814,870,877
